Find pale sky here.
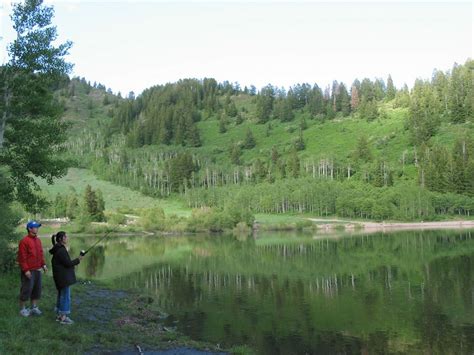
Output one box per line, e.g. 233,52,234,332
1,1,472,95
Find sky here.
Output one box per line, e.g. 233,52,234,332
0,1,472,96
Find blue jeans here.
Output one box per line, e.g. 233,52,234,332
56,287,71,315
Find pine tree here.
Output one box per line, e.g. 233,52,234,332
307,84,324,116
96,189,105,220
253,159,266,182
255,85,274,123
287,149,300,178
353,136,372,163
219,116,227,133
243,128,256,149
186,125,202,147
230,144,242,165
236,113,244,125
408,79,441,145
338,83,351,116
225,101,238,117
386,75,396,100
168,153,198,192
84,185,100,222
273,99,294,122
294,129,306,151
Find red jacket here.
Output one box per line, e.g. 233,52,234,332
17,234,46,272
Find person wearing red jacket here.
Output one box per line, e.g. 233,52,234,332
17,221,48,317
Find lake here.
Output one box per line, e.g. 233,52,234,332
66,229,474,354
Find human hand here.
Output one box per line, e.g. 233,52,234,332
79,255,84,261
25,271,32,279
42,265,48,273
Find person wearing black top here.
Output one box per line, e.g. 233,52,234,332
49,231,84,325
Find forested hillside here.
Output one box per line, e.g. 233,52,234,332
56,60,473,221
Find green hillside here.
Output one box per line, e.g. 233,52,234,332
39,61,474,223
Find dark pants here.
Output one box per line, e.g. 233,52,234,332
19,270,42,302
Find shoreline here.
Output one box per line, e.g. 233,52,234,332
0,272,232,354
308,219,474,233
29,218,474,238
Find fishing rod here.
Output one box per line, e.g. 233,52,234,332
80,228,119,256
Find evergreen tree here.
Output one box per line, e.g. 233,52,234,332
386,74,396,100
253,158,266,182
307,84,325,116
448,62,473,123
236,113,244,125
230,143,242,165
287,149,300,178
255,85,274,123
168,152,198,192
294,129,306,151
338,83,351,116
374,78,386,100
243,128,256,149
353,136,372,163
186,124,202,147
407,79,441,145
219,116,228,133
225,101,238,117
84,185,104,222
273,99,294,122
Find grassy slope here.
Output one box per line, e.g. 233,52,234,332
37,168,190,216
197,97,473,169
62,83,474,177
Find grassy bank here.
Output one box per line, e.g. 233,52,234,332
0,273,246,354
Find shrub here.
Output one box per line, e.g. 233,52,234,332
107,212,127,226
139,207,166,231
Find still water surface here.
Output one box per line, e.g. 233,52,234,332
66,230,474,354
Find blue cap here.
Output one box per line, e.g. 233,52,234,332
26,221,42,229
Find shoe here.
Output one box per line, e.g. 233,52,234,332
19,308,30,317
30,306,42,316
55,315,61,322
59,316,74,325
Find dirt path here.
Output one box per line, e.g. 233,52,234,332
308,218,474,233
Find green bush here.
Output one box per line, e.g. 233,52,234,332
139,207,166,231
233,221,252,236
107,212,127,226
295,219,313,231
186,207,255,232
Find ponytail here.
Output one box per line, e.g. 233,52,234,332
51,231,67,246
